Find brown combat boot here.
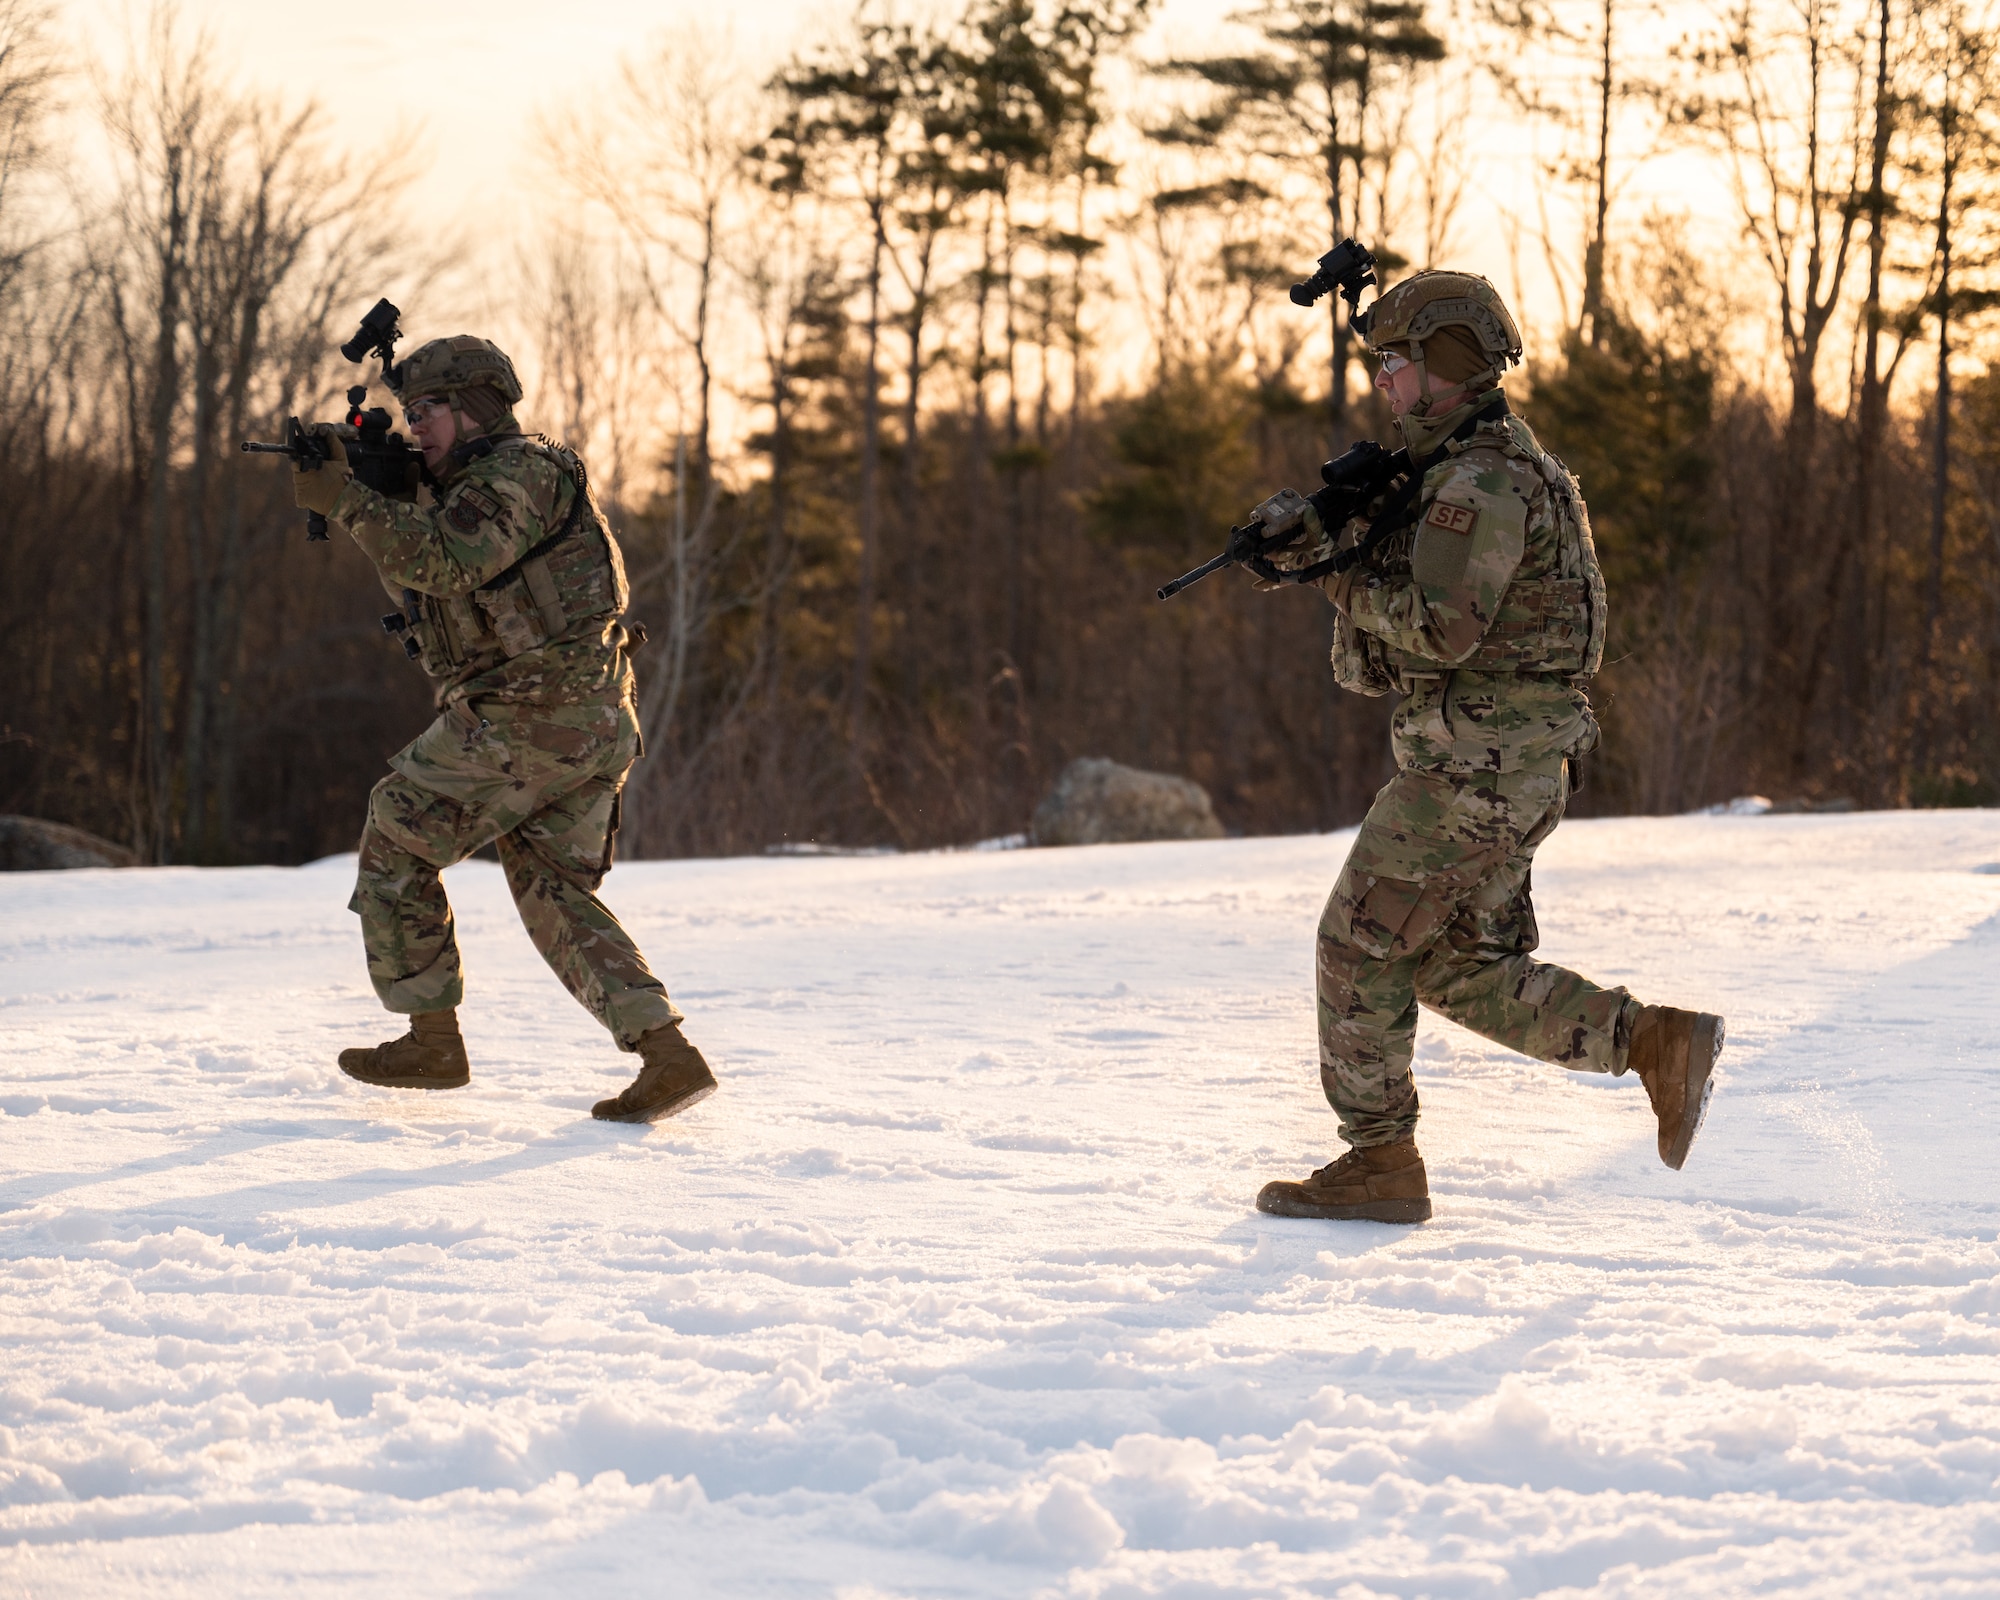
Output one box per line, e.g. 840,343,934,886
591,1023,717,1124
1256,1137,1432,1224
338,1008,470,1090
1627,1004,1725,1170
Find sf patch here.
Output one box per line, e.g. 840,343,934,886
1412,498,1480,589
1424,500,1477,535
445,485,502,535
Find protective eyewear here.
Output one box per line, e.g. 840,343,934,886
403,396,450,427
1374,350,1411,375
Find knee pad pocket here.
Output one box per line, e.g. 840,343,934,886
367,777,476,870
1331,865,1458,962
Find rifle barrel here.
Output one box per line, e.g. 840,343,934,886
1156,548,1237,601
240,441,298,455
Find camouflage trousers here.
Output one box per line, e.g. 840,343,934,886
1317,762,1638,1147
349,697,681,1051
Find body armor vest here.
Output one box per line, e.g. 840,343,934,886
1375,416,1607,681
405,437,629,679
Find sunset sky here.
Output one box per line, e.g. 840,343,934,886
78,0,1352,207
60,0,1801,412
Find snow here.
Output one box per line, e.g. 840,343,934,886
3,811,1999,1598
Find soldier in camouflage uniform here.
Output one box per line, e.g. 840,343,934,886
1251,272,1724,1223
293,334,716,1123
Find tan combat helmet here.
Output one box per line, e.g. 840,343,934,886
388,335,524,406
1356,270,1523,411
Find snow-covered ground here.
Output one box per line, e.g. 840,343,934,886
3,811,1999,1598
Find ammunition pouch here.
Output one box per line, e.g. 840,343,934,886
1331,608,1398,697
1383,577,1595,676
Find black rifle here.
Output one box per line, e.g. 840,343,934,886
1158,236,1395,600
240,299,424,541
1158,392,1516,602
1156,439,1410,600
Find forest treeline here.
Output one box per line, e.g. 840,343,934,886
4,0,2000,864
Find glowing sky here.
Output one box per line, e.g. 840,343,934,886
71,0,1240,216
58,0,1790,407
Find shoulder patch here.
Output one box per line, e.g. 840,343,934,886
1424,501,1477,535
445,485,502,534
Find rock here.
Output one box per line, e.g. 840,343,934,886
1030,758,1224,847
0,815,139,871
1698,794,1859,817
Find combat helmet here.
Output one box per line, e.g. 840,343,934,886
1355,269,1523,401
387,335,524,406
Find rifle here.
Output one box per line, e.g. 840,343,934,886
1156,438,1410,601
1158,235,1400,601
240,298,424,541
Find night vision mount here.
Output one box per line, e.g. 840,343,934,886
1289,238,1378,315
340,297,405,385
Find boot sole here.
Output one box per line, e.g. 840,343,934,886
1255,1189,1432,1224
338,1065,470,1090
592,1080,716,1125
1662,1013,1725,1171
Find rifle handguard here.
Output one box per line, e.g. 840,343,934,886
1153,440,1413,600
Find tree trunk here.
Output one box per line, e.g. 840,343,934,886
1921,121,1954,776
900,225,936,535
968,200,996,718
141,160,187,865
1842,0,1893,721
1323,71,1347,442
179,316,215,859
850,204,885,775
210,283,266,861
760,335,794,811
693,203,717,489
1002,192,1025,679
1581,0,1614,344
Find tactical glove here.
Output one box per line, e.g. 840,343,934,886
292,426,352,515
1260,500,1331,570
1246,495,1337,592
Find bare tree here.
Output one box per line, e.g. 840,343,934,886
98,8,220,860
517,229,658,519
766,20,907,773
545,26,758,840
90,4,409,861
1153,0,1445,439
0,0,56,286
0,0,76,457
1685,0,1867,446
1412,67,1477,268
1480,0,1663,342
553,26,753,499
1906,2,2000,767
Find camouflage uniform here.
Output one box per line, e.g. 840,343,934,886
1319,383,1636,1148
330,399,681,1054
